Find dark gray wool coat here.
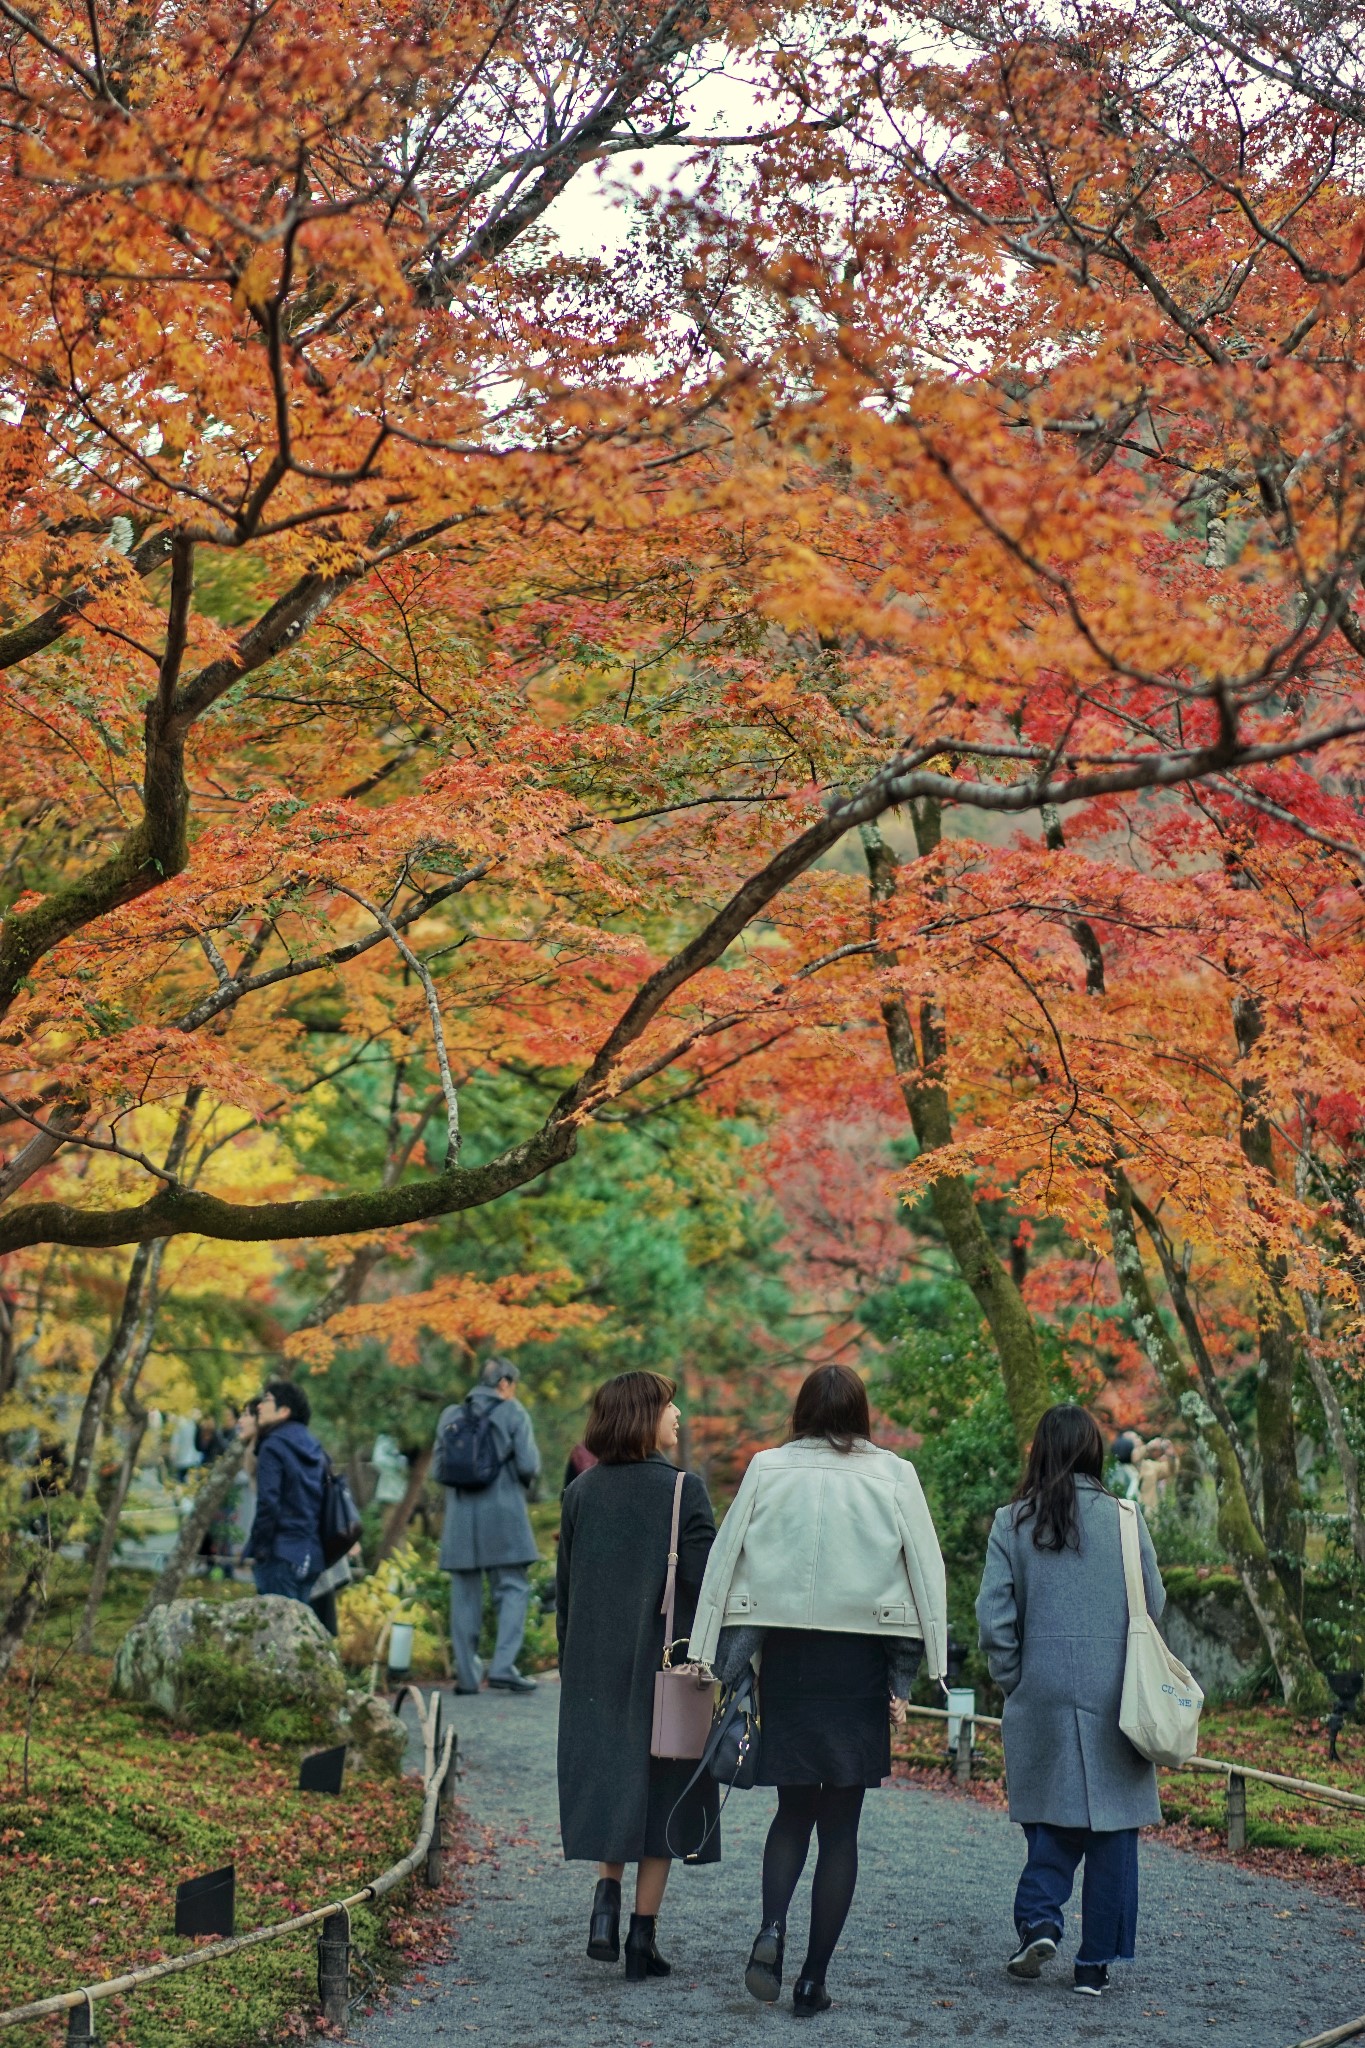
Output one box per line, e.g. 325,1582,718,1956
556,1455,718,1864
976,1475,1167,1832
436,1388,540,1572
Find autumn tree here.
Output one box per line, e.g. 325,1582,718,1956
2,0,1365,1698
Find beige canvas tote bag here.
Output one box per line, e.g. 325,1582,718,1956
1117,1497,1204,1767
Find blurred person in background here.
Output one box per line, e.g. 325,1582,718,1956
436,1358,541,1694
247,1382,326,1603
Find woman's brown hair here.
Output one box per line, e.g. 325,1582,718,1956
790,1363,871,1454
583,1370,677,1464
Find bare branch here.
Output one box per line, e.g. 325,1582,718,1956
333,885,461,1163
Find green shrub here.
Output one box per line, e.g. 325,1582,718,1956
874,1278,1085,1698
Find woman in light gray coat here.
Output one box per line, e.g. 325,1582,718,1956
976,1404,1166,1999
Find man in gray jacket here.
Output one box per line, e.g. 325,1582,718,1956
436,1359,541,1694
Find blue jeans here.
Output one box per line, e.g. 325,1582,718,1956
1015,1823,1139,1965
254,1557,313,1602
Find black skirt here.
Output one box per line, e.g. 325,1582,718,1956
757,1629,891,1788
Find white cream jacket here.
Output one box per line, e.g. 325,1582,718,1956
687,1438,948,1681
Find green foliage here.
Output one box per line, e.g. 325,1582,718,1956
872,1278,1083,1686
1145,1478,1227,1567
478,1558,558,1674
1300,1520,1365,1674
296,1070,801,1483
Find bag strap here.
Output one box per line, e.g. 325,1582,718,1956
659,1470,686,1660
1116,1498,1149,1632
664,1668,754,1860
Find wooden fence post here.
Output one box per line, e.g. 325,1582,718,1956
65,1999,100,2044
317,1907,351,2025
954,1718,972,1785
1227,1771,1247,1852
426,1735,459,1888
424,1803,443,1888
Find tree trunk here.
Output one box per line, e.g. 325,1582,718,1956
74,1243,167,1652
0,1288,16,1402
0,1559,48,1681
1233,995,1306,1605
138,1437,246,1620
0,1238,164,1681
75,1412,150,1655
863,818,1049,1451
1298,1292,1365,1569
373,1445,434,1564
1106,1168,1327,1711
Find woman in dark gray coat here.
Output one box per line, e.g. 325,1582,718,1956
976,1404,1167,1999
556,1371,718,1982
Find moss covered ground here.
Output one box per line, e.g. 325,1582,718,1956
0,1573,433,2047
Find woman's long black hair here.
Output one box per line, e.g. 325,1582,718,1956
1012,1404,1106,1551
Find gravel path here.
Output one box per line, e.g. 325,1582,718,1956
352,1678,1363,2048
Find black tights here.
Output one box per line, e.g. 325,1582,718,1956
761,1784,866,1983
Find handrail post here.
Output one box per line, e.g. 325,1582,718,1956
955,1717,972,1785
65,1999,99,2045
1227,1770,1247,1852
424,1802,443,1888
425,1733,458,1889
317,1906,351,2025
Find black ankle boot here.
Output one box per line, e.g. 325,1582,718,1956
744,1920,785,2003
586,1878,621,1963
624,1913,671,1980
793,1977,832,2015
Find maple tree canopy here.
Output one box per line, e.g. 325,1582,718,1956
1,0,1364,1710
0,0,1361,1290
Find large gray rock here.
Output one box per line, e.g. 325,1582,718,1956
113,1595,344,1715
113,1597,405,1773
1162,1574,1264,1698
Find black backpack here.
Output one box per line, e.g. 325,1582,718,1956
318,1460,363,1564
434,1397,505,1491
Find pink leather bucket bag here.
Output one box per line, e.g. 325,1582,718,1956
650,1470,715,1759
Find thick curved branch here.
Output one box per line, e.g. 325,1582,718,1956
0,711,1357,1251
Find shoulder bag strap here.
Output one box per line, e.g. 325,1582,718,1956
659,1469,686,1658
1116,1497,1149,1631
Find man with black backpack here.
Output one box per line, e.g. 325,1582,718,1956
435,1358,542,1694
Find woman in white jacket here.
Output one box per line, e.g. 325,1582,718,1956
689,1364,947,2017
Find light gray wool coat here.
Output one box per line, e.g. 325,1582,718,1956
436,1387,541,1571
976,1476,1167,1832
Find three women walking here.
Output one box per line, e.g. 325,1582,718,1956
556,1375,1169,2013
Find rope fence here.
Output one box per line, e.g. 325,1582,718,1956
4,1686,1360,2045
0,1688,457,2044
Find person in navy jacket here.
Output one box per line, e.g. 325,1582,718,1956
248,1381,327,1601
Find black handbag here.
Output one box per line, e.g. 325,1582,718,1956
318,1460,363,1564
665,1665,762,1858
708,1666,760,1789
